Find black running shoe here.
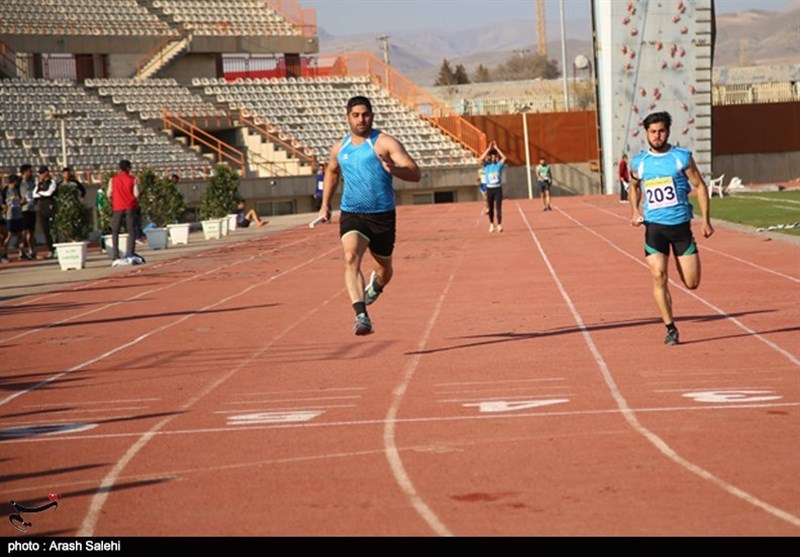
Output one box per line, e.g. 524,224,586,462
354,313,374,336
664,328,680,345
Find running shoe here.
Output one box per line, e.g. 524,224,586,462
0,256,9,263
130,253,146,265
19,251,31,260
364,271,383,306
497,224,504,233
664,328,680,345
489,224,495,233
353,313,374,336
112,257,132,268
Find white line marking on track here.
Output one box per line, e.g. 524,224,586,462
587,203,800,284
435,378,565,387
214,405,358,413
437,385,573,395
735,195,800,205
437,394,573,403
76,255,343,536
9,401,799,445
518,202,800,528
559,205,800,366
224,395,362,404
234,387,368,395
383,208,465,538
23,398,161,407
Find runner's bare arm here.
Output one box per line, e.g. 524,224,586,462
478,141,494,163
629,169,644,226
377,135,421,182
493,141,508,163
319,141,342,220
685,156,714,238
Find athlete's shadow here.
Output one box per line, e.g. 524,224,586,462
406,309,777,355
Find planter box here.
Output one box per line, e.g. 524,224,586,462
145,227,168,250
167,223,190,245
53,241,87,271
227,213,238,232
102,233,129,259
220,216,229,236
201,219,222,240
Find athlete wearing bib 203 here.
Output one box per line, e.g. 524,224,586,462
631,145,697,258
629,111,714,346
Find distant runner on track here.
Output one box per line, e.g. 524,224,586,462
628,111,714,345
318,96,421,336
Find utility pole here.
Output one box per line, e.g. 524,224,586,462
377,35,390,89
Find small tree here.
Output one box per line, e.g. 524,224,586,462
453,64,471,84
473,64,491,83
96,170,114,235
434,59,456,86
138,168,186,227
200,164,240,220
53,183,92,242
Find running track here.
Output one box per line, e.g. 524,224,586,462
1,196,798,536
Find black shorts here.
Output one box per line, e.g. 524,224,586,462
238,218,250,228
539,180,551,192
22,212,36,232
7,219,23,234
644,221,697,257
340,210,396,259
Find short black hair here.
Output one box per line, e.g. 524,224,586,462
643,111,672,130
346,96,372,114
119,160,132,171
8,174,20,185
19,164,32,173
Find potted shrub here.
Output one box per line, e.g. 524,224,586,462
138,168,186,250
199,164,240,240
97,170,113,253
52,182,92,270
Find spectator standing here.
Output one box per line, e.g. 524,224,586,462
618,154,630,203
535,158,553,211
33,165,58,259
18,164,38,259
108,160,143,267
2,175,24,262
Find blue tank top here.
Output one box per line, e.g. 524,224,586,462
483,161,504,188
338,129,395,213
632,145,693,225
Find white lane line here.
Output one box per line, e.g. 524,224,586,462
587,203,800,284
0,235,313,346
234,387,368,396
518,202,800,528
384,270,456,538
734,195,800,205
214,405,358,413
23,398,161,407
10,401,799,445
77,254,343,536
437,385,573,395
437,394,573,403
435,378,565,387
559,205,800,366
224,396,362,404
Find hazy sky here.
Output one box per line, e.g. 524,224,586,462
304,0,797,35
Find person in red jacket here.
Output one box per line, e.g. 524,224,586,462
108,160,143,266
618,153,630,203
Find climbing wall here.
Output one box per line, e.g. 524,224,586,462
594,0,714,194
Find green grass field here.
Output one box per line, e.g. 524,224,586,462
689,190,800,236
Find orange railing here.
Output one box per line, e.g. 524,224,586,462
237,109,316,164
135,31,188,79
162,109,246,175
320,52,487,155
262,0,317,36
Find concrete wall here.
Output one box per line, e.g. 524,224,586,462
4,36,165,56
161,54,220,82
107,54,142,78
713,152,800,185
190,35,318,55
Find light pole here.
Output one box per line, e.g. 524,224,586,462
44,106,84,168
559,0,569,111
519,104,533,199
377,35,390,89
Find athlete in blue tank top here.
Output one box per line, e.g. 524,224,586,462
319,95,421,336
629,111,714,346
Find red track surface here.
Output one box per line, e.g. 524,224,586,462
2,196,798,537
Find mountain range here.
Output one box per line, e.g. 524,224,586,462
317,7,800,86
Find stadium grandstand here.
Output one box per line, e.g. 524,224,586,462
0,0,486,217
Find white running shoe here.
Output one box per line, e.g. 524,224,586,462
112,258,132,267
489,224,495,233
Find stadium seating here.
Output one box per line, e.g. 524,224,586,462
0,78,211,177
152,0,301,36
207,76,476,166
85,78,226,120
0,0,177,36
